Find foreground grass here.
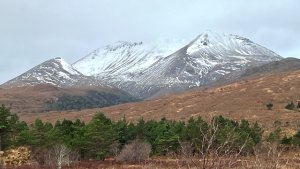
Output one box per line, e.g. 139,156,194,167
5,153,300,169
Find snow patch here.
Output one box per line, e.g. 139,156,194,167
54,57,80,75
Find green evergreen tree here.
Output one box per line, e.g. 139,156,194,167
184,117,208,152
266,127,281,143
285,101,295,110
30,119,53,148
11,120,30,147
266,103,273,110
14,124,33,147
69,119,86,158
281,135,292,145
83,113,117,160
136,118,146,138
0,105,13,150
152,119,180,155
293,130,300,147
114,117,129,146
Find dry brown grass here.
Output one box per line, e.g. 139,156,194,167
16,70,300,134
0,84,123,114
4,153,300,169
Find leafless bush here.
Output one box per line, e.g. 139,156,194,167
45,144,71,169
180,141,193,157
253,142,288,169
31,148,47,166
32,144,78,169
116,138,151,163
179,118,250,169
109,141,121,157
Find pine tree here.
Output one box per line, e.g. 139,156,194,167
30,119,53,148
0,105,12,150
285,101,295,110
293,130,300,147
266,103,273,110
281,135,292,145
0,105,30,149
83,113,117,160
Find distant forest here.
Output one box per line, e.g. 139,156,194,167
45,90,139,111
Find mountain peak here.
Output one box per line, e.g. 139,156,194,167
200,30,217,36
195,31,253,45
1,57,85,88
104,41,143,51
54,57,63,60
186,32,280,57
73,32,282,99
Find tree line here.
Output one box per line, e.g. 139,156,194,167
45,91,139,111
1,104,300,167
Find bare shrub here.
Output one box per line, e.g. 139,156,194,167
32,144,78,169
109,141,121,157
45,144,74,169
116,138,151,163
180,118,251,169
253,142,288,169
180,141,193,158
31,148,47,166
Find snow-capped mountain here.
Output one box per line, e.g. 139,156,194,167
74,39,189,76
1,57,103,88
73,31,282,99
1,31,282,99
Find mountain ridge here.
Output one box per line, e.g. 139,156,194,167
1,31,282,99
73,31,281,99
1,57,104,88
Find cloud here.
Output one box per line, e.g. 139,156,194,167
0,0,299,83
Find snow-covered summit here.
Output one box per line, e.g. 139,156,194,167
73,31,281,99
73,38,188,76
1,57,101,88
187,31,278,57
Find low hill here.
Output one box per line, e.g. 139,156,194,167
0,84,138,113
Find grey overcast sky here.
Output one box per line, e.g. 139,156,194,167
0,0,299,84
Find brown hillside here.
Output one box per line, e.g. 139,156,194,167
0,85,62,113
18,70,300,133
0,84,136,113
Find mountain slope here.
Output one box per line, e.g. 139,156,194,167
73,31,282,99
241,57,300,77
1,57,103,88
0,84,139,113
22,69,300,131
211,57,300,87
